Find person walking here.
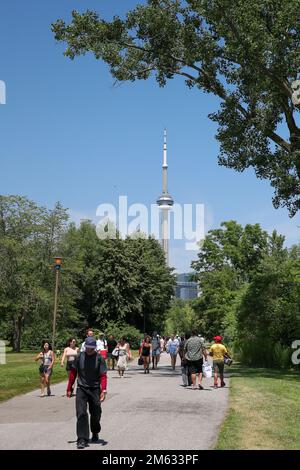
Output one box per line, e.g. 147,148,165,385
141,335,151,374
68,336,107,449
106,334,117,370
210,335,229,388
96,332,108,360
179,333,191,387
184,330,208,390
60,338,79,397
166,334,180,370
35,341,55,397
80,328,95,352
116,337,131,378
151,331,161,369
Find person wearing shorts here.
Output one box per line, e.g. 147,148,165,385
166,334,180,370
210,335,228,388
151,332,161,369
141,335,151,374
35,341,55,397
184,331,207,390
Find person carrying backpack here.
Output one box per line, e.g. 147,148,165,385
68,336,107,449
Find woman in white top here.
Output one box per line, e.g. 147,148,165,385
60,338,79,397
116,337,132,378
35,341,55,397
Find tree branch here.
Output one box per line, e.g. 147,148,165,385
220,8,293,98
109,38,291,153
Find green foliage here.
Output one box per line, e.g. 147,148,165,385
53,0,300,215
237,257,300,347
103,320,142,349
0,196,76,352
0,196,174,351
164,298,197,336
235,339,293,369
191,219,300,368
192,266,241,340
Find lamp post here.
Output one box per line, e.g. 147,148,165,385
52,257,62,351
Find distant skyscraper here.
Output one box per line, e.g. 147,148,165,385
174,273,198,300
156,129,174,265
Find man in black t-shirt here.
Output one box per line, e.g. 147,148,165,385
71,336,107,449
107,334,118,370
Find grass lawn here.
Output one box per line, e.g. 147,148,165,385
0,351,68,402
0,348,140,403
216,363,300,450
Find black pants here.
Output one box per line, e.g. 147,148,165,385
76,386,102,441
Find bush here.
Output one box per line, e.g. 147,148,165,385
21,324,80,351
235,338,294,368
104,320,142,349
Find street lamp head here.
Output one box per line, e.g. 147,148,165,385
54,257,62,270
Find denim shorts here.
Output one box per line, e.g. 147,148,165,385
152,348,161,357
40,366,52,376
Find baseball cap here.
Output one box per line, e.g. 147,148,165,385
85,337,97,349
213,335,222,342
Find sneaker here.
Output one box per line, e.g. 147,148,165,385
91,434,99,442
221,381,226,387
77,439,86,449
214,384,218,389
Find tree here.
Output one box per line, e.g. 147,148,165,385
191,220,287,340
192,220,285,282
191,266,241,340
237,255,300,346
53,0,300,215
0,196,79,351
59,222,175,334
164,298,197,335
124,235,176,332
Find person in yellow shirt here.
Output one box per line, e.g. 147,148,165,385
209,335,229,389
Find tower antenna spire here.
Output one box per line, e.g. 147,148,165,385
156,129,174,265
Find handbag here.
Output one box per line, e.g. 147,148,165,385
111,347,120,358
224,354,233,366
138,356,144,366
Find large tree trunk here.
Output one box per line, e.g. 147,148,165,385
12,316,22,352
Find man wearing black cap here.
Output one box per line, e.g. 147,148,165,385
69,336,107,449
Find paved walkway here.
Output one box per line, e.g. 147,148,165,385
0,353,229,450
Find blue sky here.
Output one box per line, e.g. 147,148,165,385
0,0,299,272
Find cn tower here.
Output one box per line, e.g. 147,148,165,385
156,129,174,265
